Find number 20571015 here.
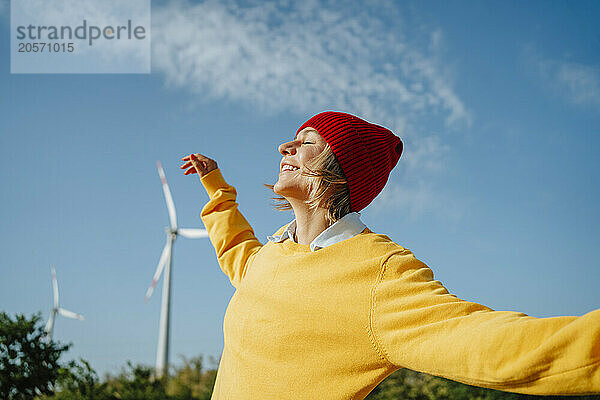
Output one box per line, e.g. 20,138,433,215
18,42,75,53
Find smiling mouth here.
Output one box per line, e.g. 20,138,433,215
280,165,300,173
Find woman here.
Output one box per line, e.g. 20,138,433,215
180,111,599,399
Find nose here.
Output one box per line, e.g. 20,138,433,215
278,140,298,156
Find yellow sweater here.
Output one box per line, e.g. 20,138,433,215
199,168,600,399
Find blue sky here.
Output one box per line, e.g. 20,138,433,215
1,0,599,377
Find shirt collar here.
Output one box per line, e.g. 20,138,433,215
266,212,366,252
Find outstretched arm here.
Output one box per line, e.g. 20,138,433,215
370,250,600,395
181,154,263,289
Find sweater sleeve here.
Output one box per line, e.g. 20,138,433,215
370,251,600,395
199,168,263,289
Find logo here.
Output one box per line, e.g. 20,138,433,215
11,0,151,74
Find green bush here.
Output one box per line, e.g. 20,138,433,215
0,311,70,400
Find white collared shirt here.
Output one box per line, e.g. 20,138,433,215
266,212,367,252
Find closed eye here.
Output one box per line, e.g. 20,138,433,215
302,142,313,144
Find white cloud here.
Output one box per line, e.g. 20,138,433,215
555,62,600,108
371,178,467,224
402,134,450,173
524,43,600,110
373,181,436,222
152,0,471,136
152,0,471,221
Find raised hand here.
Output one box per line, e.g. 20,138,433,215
180,153,218,178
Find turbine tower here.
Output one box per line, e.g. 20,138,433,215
145,161,209,379
44,265,85,342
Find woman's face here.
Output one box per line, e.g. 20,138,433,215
273,127,328,200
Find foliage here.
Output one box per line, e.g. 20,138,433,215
365,368,600,400
43,358,112,400
165,354,218,400
0,311,71,400
366,368,520,400
39,354,217,400
41,357,600,400
2,311,593,400
103,361,168,400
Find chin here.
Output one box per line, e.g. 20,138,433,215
273,182,288,198
273,178,282,194
274,174,309,199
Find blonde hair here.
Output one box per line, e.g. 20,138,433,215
263,143,351,226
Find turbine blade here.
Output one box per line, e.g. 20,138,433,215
51,265,59,308
145,239,172,302
58,308,85,321
157,161,177,230
178,228,209,239
44,311,55,334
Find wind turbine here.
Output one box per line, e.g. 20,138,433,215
145,161,209,379
44,265,85,342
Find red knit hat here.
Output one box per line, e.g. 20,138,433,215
296,111,403,213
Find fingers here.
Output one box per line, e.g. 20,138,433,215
181,153,209,162
180,153,218,178
181,154,197,166
181,153,203,175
